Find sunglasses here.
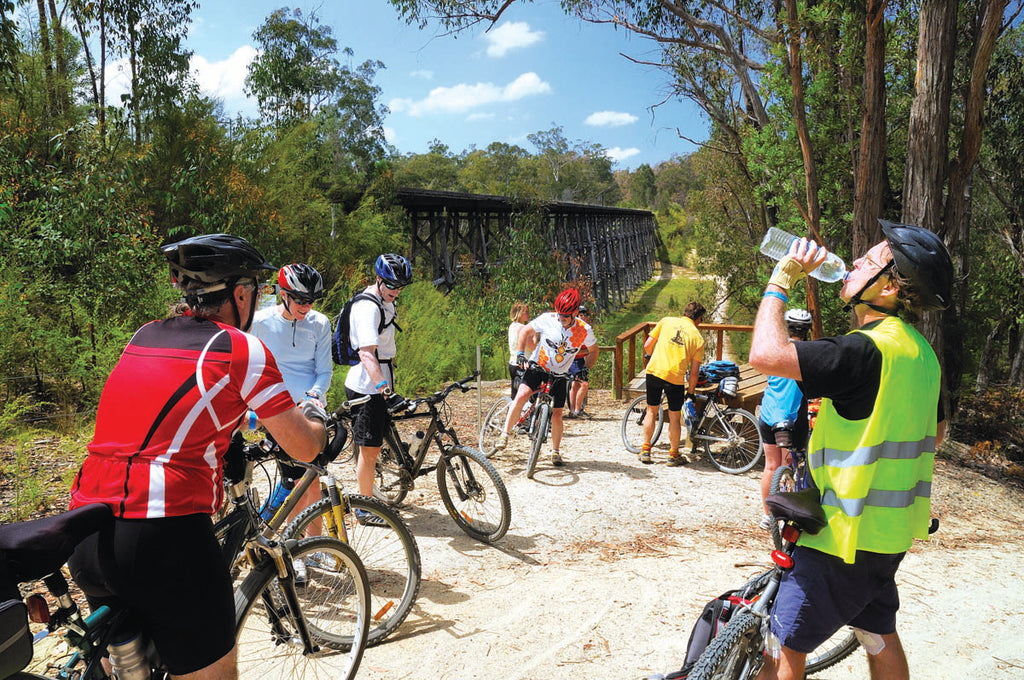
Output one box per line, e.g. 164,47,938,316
557,313,575,319
381,281,405,291
284,291,316,306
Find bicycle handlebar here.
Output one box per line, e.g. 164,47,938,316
399,371,479,413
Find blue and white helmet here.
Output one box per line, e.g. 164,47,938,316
374,253,413,288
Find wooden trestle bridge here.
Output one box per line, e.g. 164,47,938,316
394,188,657,311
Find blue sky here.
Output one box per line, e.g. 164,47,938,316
181,1,709,171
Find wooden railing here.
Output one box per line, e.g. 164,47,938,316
612,321,755,399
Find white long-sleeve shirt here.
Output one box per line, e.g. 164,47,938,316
251,306,333,402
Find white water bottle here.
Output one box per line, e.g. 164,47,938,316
759,227,847,283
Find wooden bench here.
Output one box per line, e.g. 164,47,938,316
624,362,766,414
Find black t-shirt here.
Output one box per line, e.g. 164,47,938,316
794,320,943,423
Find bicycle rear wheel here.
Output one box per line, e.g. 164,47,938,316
437,445,511,542
701,407,763,474
620,394,664,454
373,440,409,505
479,396,512,457
235,537,369,680
284,495,422,647
526,403,550,479
687,609,764,680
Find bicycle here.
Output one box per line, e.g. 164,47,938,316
244,395,422,648
4,450,371,680
620,381,763,474
373,372,512,543
684,492,861,680
479,385,547,459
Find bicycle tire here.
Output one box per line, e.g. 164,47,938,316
436,445,511,542
479,396,512,457
700,407,763,474
283,495,422,647
235,536,369,680
620,394,664,453
526,403,550,479
805,627,860,675
687,609,764,680
373,440,409,505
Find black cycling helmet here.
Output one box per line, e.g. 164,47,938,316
879,220,953,311
162,233,275,285
784,308,812,336
278,263,325,302
374,253,413,288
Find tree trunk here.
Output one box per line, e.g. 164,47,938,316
975,320,1006,391
852,0,887,257
71,4,101,126
35,0,56,118
47,0,69,117
1011,321,1024,386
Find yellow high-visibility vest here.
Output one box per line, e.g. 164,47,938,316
800,316,940,564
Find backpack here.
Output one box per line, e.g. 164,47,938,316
331,292,399,366
663,590,752,679
701,360,740,384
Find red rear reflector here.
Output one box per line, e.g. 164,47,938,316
25,594,50,624
771,549,794,569
782,524,801,544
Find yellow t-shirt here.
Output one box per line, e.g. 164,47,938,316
646,316,705,385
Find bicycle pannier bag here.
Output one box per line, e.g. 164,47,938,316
702,361,740,383
0,598,32,679
662,590,751,679
331,293,399,365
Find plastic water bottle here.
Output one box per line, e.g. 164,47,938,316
260,479,294,521
408,430,426,459
683,398,697,431
108,635,150,680
759,227,847,283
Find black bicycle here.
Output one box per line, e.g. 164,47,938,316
4,446,371,680
240,396,421,648
372,372,511,543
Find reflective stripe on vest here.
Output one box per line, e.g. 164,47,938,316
799,316,940,563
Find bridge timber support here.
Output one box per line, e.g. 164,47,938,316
395,188,657,311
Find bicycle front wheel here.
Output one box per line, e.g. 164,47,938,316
284,495,422,647
235,536,370,680
620,394,663,453
806,627,860,675
701,407,763,474
437,445,511,542
479,396,512,457
526,403,550,479
687,609,764,680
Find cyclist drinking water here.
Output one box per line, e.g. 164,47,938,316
749,220,953,680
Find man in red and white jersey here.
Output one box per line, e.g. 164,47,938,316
68,233,327,680
494,288,598,468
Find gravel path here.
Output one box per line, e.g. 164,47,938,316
341,381,1024,680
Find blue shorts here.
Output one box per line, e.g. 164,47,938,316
770,545,904,653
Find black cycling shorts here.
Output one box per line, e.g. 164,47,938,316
68,513,235,675
521,367,569,409
646,373,687,412
346,388,388,447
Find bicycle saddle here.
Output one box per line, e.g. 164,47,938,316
0,503,113,583
765,489,827,535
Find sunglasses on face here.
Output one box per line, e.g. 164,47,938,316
283,290,315,305
557,313,575,319
381,281,405,291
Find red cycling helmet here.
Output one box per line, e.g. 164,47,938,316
554,288,581,315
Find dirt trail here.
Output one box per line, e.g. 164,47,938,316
343,382,1024,680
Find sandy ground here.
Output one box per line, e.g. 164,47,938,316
342,381,1024,680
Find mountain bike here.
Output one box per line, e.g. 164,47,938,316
373,372,511,543
620,382,763,474
684,493,861,680
479,386,547,458
521,363,559,479
3,458,371,680
243,395,421,648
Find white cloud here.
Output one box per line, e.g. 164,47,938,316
190,46,258,101
585,111,638,127
466,112,496,122
399,72,551,117
410,69,434,80
485,22,544,57
605,147,641,163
